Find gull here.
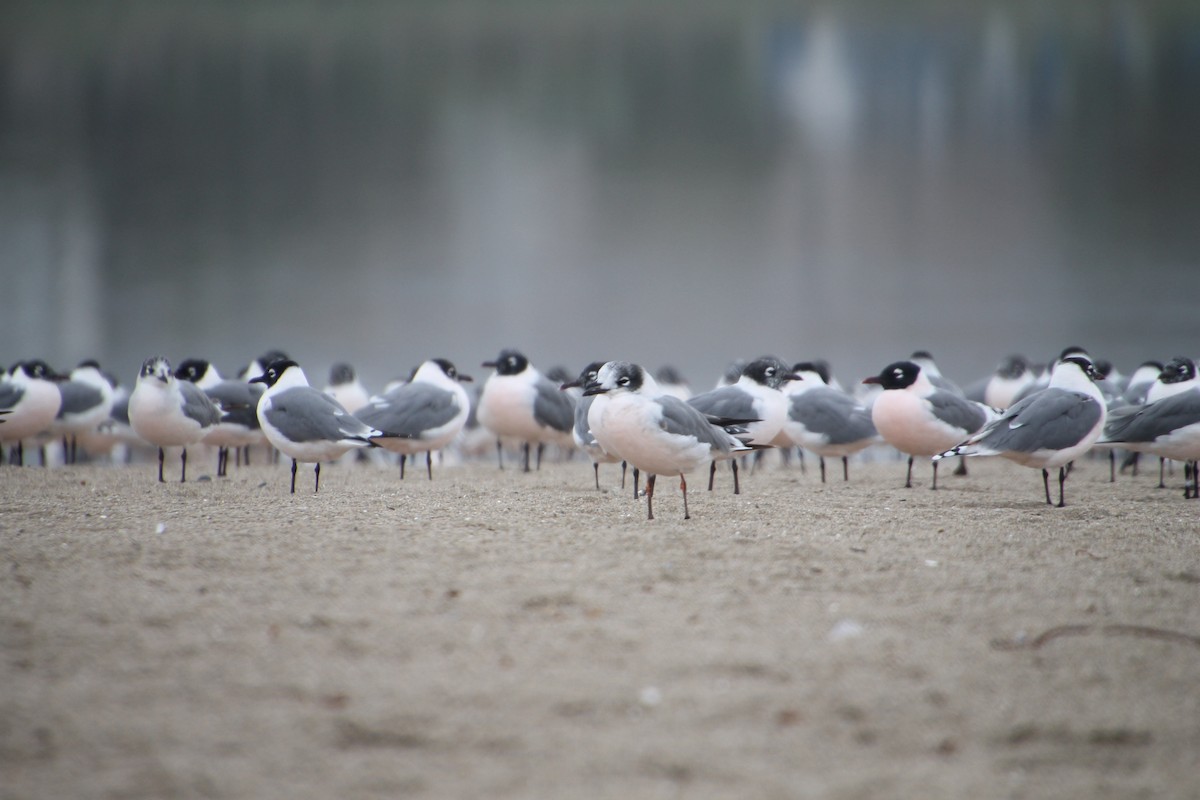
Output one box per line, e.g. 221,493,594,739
782,361,879,482
355,358,473,480
128,356,222,482
864,360,992,489
1100,385,1200,500
934,356,1107,507
251,359,392,494
174,358,266,476
0,360,63,466
687,356,797,493
50,360,115,464
584,361,754,520
324,362,371,415
476,349,575,472
560,360,631,491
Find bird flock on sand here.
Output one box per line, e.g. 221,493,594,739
3,345,1198,520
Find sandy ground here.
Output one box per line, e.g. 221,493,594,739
2,451,1199,800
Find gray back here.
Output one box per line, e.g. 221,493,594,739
179,380,222,427
0,382,25,410
790,388,876,445
687,385,757,422
264,386,371,443
532,376,575,433
57,381,104,416
927,391,987,435
207,380,263,429
1104,391,1200,444
658,395,740,454
982,389,1102,453
356,383,458,438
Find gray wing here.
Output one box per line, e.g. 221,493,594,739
790,388,876,445
264,387,374,443
179,380,222,427
532,376,575,433
110,392,131,425
927,390,987,434
56,381,104,416
1103,392,1200,444
657,395,741,455
207,380,263,429
687,386,757,421
356,383,459,438
0,382,25,410
975,388,1102,453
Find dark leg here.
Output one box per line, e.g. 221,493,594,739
70,436,78,465
708,460,716,491
61,436,69,462
732,458,741,495
399,454,406,480
797,448,806,474
522,442,531,473
819,456,826,484
905,456,913,489
1109,450,1115,482
954,456,968,476
842,456,850,482
645,474,656,520
680,474,690,520
158,447,165,482
621,461,627,490
931,460,938,490
1042,468,1052,505
219,447,227,477
426,450,434,480
1158,458,1166,489
1057,466,1067,507
593,462,600,490
495,439,503,470
314,462,321,493
536,442,545,471
290,459,298,494
181,448,188,482
243,446,251,466
633,467,640,500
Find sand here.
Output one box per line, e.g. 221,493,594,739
2,454,1199,799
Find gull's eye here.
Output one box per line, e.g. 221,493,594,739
617,377,630,387
765,366,776,376
447,367,456,378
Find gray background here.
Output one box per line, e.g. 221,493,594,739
3,2,1198,391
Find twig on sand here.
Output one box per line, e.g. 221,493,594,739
991,624,1200,651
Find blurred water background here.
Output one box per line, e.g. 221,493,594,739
2,1,1198,391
